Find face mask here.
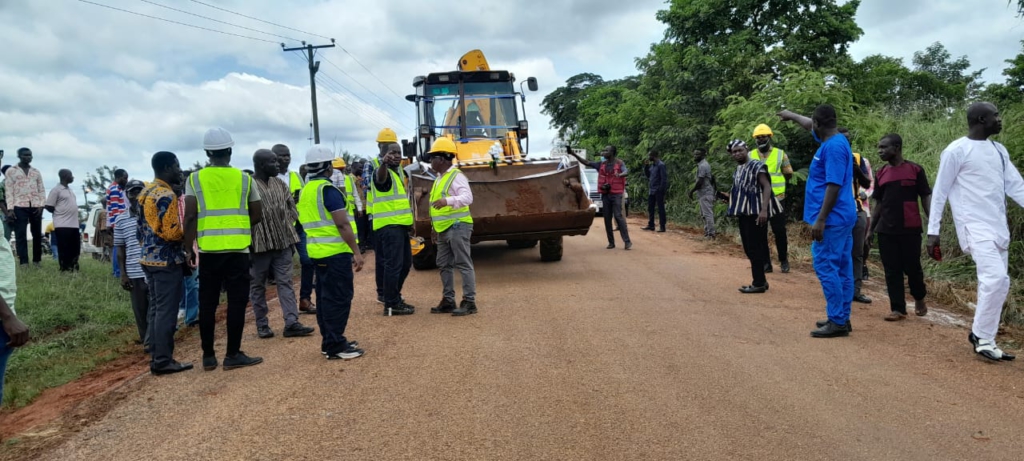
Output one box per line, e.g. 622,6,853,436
756,140,770,148
811,130,822,143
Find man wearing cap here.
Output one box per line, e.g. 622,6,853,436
115,179,149,348
250,149,315,340
272,144,316,315
298,145,365,360
750,124,793,273
426,138,477,316
369,142,415,316
183,127,264,371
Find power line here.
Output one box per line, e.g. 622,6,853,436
186,0,405,99
316,78,400,129
322,56,411,120
76,0,278,44
136,0,301,42
318,68,411,125
285,51,400,130
189,0,333,40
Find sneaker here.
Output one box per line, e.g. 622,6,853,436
452,300,478,316
811,320,850,338
257,325,275,339
853,293,873,304
431,298,456,314
327,346,365,360
780,261,790,273
386,302,415,316
202,355,218,371
816,319,853,332
321,341,359,356
223,352,264,370
283,322,315,337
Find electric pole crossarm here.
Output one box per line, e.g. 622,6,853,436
283,41,336,144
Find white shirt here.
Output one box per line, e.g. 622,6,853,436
928,137,1024,251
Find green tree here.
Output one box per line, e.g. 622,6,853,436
82,165,120,208
540,72,605,141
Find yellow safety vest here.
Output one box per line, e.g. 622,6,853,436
286,170,303,195
852,152,865,212
429,168,473,233
297,179,355,259
369,168,413,230
189,167,252,252
751,147,787,196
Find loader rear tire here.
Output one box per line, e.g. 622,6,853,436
412,242,437,270
507,239,538,249
539,237,563,262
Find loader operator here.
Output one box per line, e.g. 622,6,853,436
426,138,477,316
369,142,415,316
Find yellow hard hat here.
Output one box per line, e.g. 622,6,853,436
752,124,774,138
410,236,425,255
427,137,458,156
376,128,398,143
332,157,347,169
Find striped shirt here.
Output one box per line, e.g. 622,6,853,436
113,210,145,279
250,176,299,253
726,160,783,218
106,183,126,228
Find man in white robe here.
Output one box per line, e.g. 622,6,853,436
928,101,1024,362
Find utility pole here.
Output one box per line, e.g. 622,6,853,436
283,40,335,144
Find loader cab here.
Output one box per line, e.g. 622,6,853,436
407,71,536,162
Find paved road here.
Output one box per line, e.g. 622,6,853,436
39,220,1024,460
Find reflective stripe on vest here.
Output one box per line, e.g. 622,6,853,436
190,167,252,252
297,179,354,259
752,147,786,196
429,168,473,233
369,168,413,230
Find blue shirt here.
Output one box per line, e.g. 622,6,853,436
803,134,857,227
311,176,346,212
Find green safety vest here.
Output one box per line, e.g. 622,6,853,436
286,170,303,195
189,167,252,252
751,147,787,196
429,168,473,233
297,179,355,259
368,168,413,230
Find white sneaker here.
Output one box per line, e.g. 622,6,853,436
326,347,364,360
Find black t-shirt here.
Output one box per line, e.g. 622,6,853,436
872,161,931,234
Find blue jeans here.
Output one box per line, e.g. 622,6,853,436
112,246,120,277
295,224,315,301
812,224,855,326
0,327,11,406
313,253,354,355
180,267,199,325
51,235,59,260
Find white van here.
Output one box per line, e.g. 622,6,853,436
82,205,104,255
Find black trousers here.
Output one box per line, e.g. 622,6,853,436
54,227,81,271
647,190,667,230
314,253,354,355
761,205,788,266
877,233,927,314
13,207,42,264
198,252,251,358
375,225,412,307
356,213,372,249
738,215,769,287
601,194,630,245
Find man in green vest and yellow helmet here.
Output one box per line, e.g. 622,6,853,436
750,124,793,274
184,127,264,371
297,144,365,360
369,142,416,316
426,138,478,316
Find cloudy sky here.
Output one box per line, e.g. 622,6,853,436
1,0,1021,211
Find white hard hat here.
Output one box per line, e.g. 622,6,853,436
203,127,234,150
305,144,334,165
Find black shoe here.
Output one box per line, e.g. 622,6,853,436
738,284,768,294
431,298,456,314
151,361,194,375
223,352,263,370
202,355,218,371
817,319,853,331
326,346,365,360
452,300,478,316
853,293,873,304
321,341,359,356
642,226,655,231
781,261,790,273
386,303,415,316
811,320,850,338
606,244,615,250
624,242,632,250
283,322,315,337
257,325,275,339
764,263,774,274
657,228,666,233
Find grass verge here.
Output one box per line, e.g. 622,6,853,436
2,257,139,409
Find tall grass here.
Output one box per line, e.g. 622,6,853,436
2,258,139,409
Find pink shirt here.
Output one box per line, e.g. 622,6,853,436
444,171,473,209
